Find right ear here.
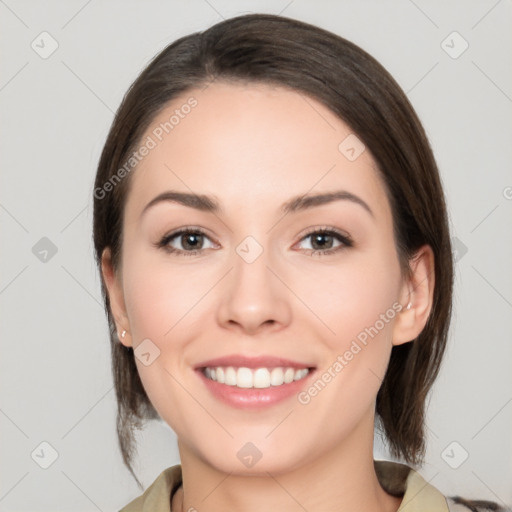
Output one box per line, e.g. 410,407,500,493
101,247,132,348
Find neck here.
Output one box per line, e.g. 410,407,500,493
173,411,403,512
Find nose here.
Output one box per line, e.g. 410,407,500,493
216,243,292,336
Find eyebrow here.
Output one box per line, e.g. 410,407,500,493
140,189,374,218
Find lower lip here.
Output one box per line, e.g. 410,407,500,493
196,369,315,409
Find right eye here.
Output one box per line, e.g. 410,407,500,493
155,227,217,256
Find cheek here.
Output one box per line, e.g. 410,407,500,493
302,252,401,345
122,248,205,343
303,250,402,407
121,252,205,430
124,275,171,342
120,251,214,420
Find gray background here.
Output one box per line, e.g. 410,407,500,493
1,0,511,510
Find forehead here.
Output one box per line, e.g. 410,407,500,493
123,81,388,221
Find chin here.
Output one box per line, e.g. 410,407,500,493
195,439,310,476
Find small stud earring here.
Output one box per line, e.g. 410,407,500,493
121,330,127,338
406,302,412,310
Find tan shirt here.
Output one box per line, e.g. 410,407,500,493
119,459,466,511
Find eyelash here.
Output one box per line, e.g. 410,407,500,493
154,225,354,257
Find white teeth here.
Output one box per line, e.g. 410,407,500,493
284,368,295,383
237,367,253,388
253,368,270,388
203,366,311,388
294,368,309,381
270,367,284,386
224,367,237,386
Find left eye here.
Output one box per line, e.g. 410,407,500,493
295,229,353,255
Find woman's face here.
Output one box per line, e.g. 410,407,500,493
103,81,418,474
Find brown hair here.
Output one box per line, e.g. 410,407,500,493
93,13,453,489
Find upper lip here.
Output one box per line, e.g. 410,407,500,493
195,355,315,370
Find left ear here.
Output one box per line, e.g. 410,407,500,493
392,244,435,346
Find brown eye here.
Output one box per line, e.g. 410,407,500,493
179,232,203,250
156,228,216,256
297,228,353,256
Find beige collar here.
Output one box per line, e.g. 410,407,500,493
119,459,449,511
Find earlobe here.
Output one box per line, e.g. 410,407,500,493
392,244,435,346
101,248,133,348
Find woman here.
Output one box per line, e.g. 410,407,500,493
93,13,510,512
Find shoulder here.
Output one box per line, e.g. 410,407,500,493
374,459,511,512
118,464,182,512
118,461,511,512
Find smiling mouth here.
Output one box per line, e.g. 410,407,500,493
201,366,313,389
